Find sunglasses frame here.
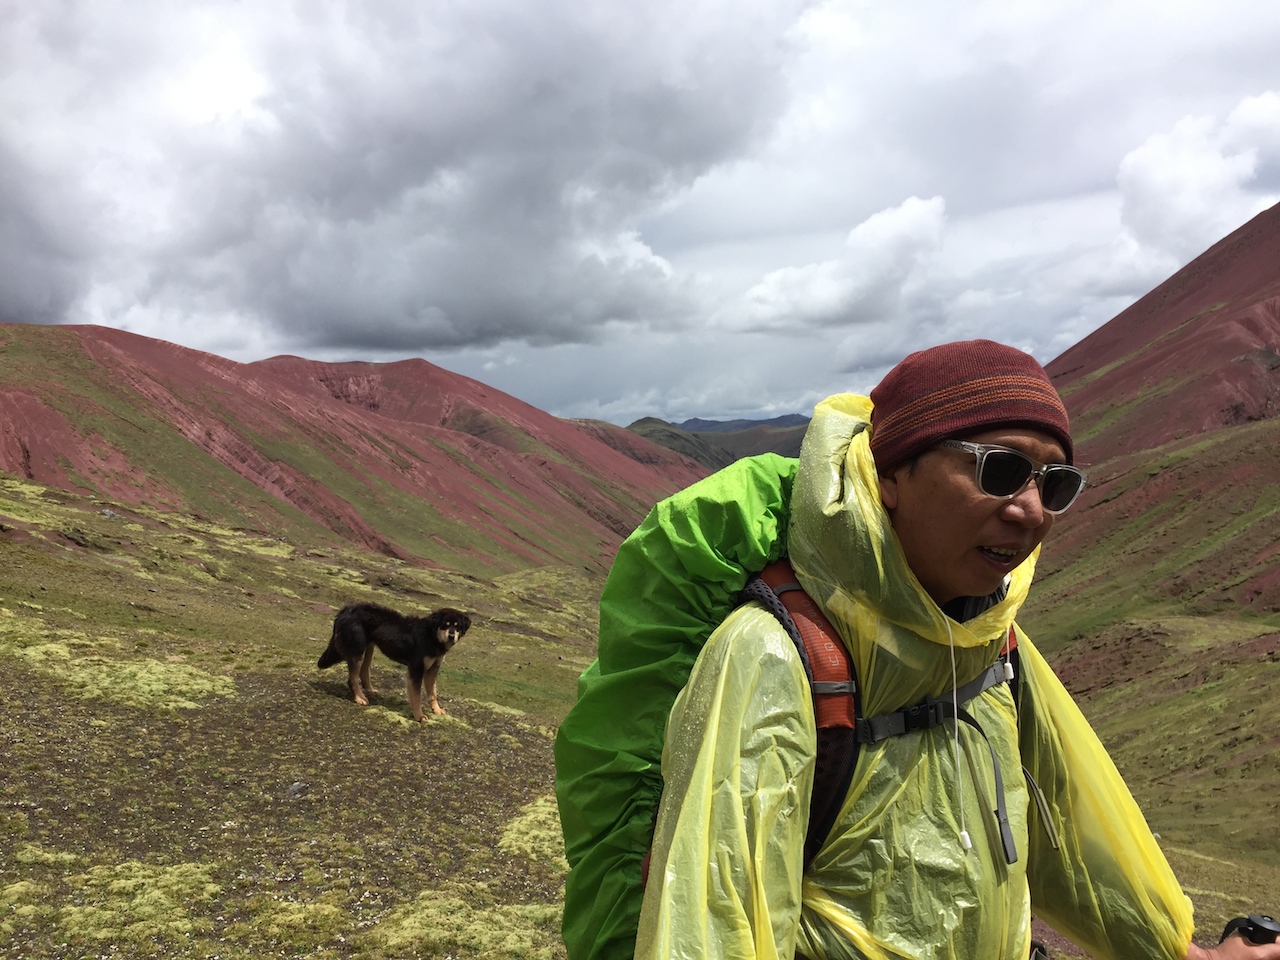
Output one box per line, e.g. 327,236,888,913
937,440,1087,515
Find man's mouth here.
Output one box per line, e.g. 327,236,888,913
978,545,1020,565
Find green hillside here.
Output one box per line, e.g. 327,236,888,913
625,418,735,471
5,456,1279,957
0,323,706,580
0,474,589,958
1016,418,1280,936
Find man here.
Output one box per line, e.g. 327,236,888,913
556,340,1280,960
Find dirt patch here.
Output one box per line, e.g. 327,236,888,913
1032,919,1091,958
0,661,568,959
1050,623,1174,696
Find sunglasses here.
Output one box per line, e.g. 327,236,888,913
937,440,1087,514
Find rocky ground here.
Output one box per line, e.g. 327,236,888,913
2,473,1276,958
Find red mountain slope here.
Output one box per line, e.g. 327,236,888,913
0,323,707,574
1032,200,1280,620
1049,202,1280,464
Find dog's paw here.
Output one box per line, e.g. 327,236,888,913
354,693,369,706
431,704,448,716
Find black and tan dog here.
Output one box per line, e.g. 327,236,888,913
317,603,471,720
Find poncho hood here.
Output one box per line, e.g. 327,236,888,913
788,394,1037,714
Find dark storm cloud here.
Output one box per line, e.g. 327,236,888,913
1,0,808,350
0,145,88,325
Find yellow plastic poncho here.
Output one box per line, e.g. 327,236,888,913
634,394,1195,960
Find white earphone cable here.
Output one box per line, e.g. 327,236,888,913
946,617,972,852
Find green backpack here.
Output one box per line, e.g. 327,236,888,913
554,453,1027,959
554,454,797,960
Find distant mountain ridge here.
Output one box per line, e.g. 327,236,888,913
676,414,810,434
629,414,810,469
624,418,738,471
0,323,707,575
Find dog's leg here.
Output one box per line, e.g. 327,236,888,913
424,657,446,716
347,658,369,706
359,645,378,699
406,660,426,722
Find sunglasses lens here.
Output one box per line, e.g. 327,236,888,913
977,450,1033,497
1040,466,1085,512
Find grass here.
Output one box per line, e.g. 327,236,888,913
3,466,1279,957
0,473,591,958
0,322,649,581
1026,419,1280,639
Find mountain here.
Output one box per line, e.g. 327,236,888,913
676,414,810,434
1034,200,1280,624
629,415,811,469
698,419,809,460
625,418,737,471
1049,202,1280,463
1017,201,1280,880
0,323,707,576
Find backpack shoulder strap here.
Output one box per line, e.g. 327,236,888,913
739,559,859,869
740,569,1028,868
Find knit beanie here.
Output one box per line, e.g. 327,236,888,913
869,339,1073,471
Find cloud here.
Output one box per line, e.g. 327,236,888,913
3,1,1280,425
1,0,811,352
0,145,87,324
709,83,1280,401
732,196,946,330
1117,92,1280,259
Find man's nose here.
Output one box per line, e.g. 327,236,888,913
1003,479,1048,526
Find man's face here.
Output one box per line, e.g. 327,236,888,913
878,427,1065,606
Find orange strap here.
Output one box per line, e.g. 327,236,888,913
758,560,856,729
1001,625,1018,656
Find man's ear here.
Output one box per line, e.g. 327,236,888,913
878,470,899,511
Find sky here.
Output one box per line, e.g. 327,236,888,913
3,1,1280,426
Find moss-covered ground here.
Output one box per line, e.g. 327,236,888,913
3,471,1278,958
1016,612,1280,950
0,474,591,958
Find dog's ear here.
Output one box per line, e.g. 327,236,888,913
458,612,471,632
427,608,455,629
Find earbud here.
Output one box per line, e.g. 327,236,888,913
1003,661,1015,682
960,830,973,852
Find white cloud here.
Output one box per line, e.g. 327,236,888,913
1117,95,1280,259
1226,91,1280,150
2,0,811,353
3,0,1280,423
733,196,945,330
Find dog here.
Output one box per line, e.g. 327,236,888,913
317,603,471,720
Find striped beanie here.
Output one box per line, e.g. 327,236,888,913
869,339,1073,470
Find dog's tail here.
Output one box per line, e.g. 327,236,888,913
317,626,343,669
